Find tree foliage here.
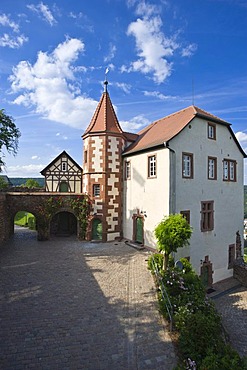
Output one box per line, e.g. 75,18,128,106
0,109,21,171
22,179,41,188
154,213,192,270
0,176,9,189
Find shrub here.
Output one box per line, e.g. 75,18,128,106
148,257,247,368
28,216,36,230
147,253,163,273
178,310,223,365
200,345,247,370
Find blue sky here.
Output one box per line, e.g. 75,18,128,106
0,0,247,182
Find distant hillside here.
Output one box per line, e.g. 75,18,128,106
10,178,45,187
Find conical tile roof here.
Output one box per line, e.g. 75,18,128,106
83,90,123,136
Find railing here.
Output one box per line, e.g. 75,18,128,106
151,255,173,331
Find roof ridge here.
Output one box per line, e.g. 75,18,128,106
137,106,195,135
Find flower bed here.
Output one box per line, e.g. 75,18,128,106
148,254,247,369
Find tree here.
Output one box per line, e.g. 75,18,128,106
0,176,9,190
154,213,193,270
0,109,21,171
22,179,41,188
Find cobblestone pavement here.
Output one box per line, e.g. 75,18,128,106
0,228,177,370
209,277,247,358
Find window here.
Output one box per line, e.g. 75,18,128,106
182,153,193,178
93,184,100,197
148,155,156,178
61,162,67,171
208,123,216,140
84,150,88,164
223,159,236,182
201,201,214,231
208,157,217,180
181,210,190,224
228,244,235,269
125,161,131,180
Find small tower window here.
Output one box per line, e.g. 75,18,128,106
93,184,100,197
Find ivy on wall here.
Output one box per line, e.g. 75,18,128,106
36,195,91,240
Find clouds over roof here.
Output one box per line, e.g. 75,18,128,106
9,37,98,129
121,1,197,84
121,3,177,84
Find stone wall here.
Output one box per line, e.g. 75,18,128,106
0,193,7,243
233,259,247,287
0,192,90,245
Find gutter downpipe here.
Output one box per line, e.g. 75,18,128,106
163,141,176,215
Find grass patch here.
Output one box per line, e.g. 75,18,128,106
14,211,36,230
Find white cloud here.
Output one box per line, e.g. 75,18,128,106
136,1,161,17
123,8,178,84
236,131,247,150
104,43,117,62
181,43,197,57
120,114,150,132
0,13,28,48
27,2,57,26
143,90,177,100
9,38,98,129
3,164,45,177
0,13,19,32
31,155,39,160
114,82,131,94
0,33,28,48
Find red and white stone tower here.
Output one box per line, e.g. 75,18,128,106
82,81,125,241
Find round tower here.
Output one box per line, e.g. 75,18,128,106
82,82,125,242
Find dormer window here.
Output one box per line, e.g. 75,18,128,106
61,162,67,171
208,123,216,140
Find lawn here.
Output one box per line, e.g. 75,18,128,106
14,211,36,230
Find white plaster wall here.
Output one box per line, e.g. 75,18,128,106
108,137,119,172
169,117,244,283
92,137,103,172
123,148,170,247
107,173,119,231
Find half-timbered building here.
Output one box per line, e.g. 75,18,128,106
41,150,82,193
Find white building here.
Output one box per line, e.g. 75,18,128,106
122,105,246,284
43,85,246,285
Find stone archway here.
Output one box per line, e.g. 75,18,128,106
0,192,91,244
50,211,77,237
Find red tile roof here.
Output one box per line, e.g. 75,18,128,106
82,91,123,137
123,105,231,155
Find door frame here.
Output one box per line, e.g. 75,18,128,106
132,212,145,245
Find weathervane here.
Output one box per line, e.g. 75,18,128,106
104,67,109,92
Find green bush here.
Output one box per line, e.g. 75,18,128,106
178,310,223,364
200,345,247,370
147,253,163,273
148,257,247,368
28,216,36,230
179,257,193,273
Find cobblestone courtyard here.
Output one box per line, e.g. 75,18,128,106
0,228,177,370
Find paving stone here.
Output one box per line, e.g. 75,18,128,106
0,228,177,369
